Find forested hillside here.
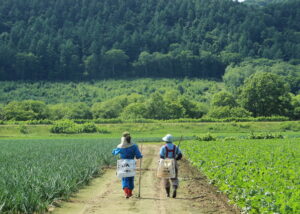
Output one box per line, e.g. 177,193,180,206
244,0,290,6
0,0,299,80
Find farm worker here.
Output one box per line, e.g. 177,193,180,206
160,134,182,198
112,131,143,198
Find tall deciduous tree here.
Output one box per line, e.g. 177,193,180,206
239,72,292,117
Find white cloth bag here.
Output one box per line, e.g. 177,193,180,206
157,158,176,178
117,159,136,179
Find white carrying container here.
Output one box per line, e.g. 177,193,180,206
157,158,176,178
117,159,136,179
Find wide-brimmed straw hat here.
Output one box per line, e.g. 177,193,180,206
122,131,130,137
162,134,173,142
118,135,133,148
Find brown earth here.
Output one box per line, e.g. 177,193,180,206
51,144,240,214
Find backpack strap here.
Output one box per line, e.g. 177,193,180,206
165,144,176,158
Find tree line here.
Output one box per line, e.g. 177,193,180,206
0,73,299,121
0,0,299,80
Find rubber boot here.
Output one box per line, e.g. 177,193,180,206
124,188,130,198
128,189,133,197
165,187,170,197
172,187,177,198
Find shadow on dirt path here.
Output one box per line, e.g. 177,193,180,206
51,144,240,214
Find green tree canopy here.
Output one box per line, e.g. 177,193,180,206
207,106,252,118
91,101,123,119
179,97,208,118
3,100,49,121
211,91,237,107
223,59,300,93
239,72,292,116
1,0,299,80
104,49,129,77
144,93,167,119
120,103,147,120
291,94,300,119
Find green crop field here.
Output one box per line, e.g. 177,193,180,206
0,121,299,213
0,138,118,213
181,139,300,214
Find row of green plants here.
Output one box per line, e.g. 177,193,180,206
0,116,290,126
194,132,286,142
247,132,284,139
0,138,118,213
181,139,300,213
5,120,300,138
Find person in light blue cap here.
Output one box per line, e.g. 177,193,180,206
159,134,182,198
112,131,143,198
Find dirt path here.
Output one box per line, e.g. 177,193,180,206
51,144,239,214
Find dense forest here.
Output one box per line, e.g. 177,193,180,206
0,0,299,80
244,0,291,6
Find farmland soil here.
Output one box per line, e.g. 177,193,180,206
51,144,240,214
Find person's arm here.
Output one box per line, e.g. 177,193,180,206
176,153,182,160
159,146,165,159
134,144,143,159
175,147,182,160
112,148,121,156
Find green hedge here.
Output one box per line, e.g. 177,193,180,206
0,116,291,125
50,120,102,134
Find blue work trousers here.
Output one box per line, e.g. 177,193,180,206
122,176,134,190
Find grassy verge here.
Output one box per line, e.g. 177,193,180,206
0,121,299,139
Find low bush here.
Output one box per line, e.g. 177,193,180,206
51,120,81,134
97,128,110,134
208,125,221,131
248,132,284,139
82,123,98,133
195,133,216,141
19,125,29,134
51,120,102,134
254,116,289,122
280,122,300,132
223,136,237,141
